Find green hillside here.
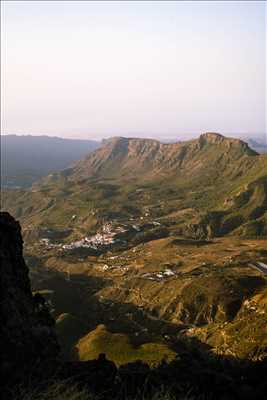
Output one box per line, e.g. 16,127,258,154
2,133,267,239
75,324,176,366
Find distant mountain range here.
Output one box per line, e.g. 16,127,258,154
2,133,266,189
246,138,267,154
2,132,267,238
1,135,100,188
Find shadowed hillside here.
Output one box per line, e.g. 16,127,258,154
1,212,267,400
1,135,100,188
0,212,59,391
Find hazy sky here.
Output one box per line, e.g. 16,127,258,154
1,1,266,140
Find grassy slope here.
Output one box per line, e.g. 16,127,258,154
75,324,176,366
2,153,267,239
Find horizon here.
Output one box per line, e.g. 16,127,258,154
2,131,267,145
1,1,266,139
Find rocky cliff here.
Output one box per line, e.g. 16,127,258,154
0,212,59,383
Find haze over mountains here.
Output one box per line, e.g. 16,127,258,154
1,135,100,188
246,138,267,154
2,133,266,190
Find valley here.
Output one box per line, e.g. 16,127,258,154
2,133,267,366
26,233,267,364
3,3,266,397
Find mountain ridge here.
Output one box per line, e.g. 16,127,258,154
2,132,267,238
71,132,258,181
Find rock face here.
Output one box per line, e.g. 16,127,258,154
0,212,59,381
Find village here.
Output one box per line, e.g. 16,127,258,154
39,218,163,253
39,222,126,251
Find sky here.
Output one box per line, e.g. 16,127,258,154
1,0,266,141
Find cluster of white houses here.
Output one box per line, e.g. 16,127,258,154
40,222,126,251
142,269,176,281
39,219,162,253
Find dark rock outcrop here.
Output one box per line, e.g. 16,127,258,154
59,353,117,393
183,223,210,240
0,212,59,383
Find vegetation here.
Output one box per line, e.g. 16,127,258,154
11,380,209,400
75,324,176,366
2,134,267,240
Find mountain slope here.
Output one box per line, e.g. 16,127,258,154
71,132,257,180
1,133,267,238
